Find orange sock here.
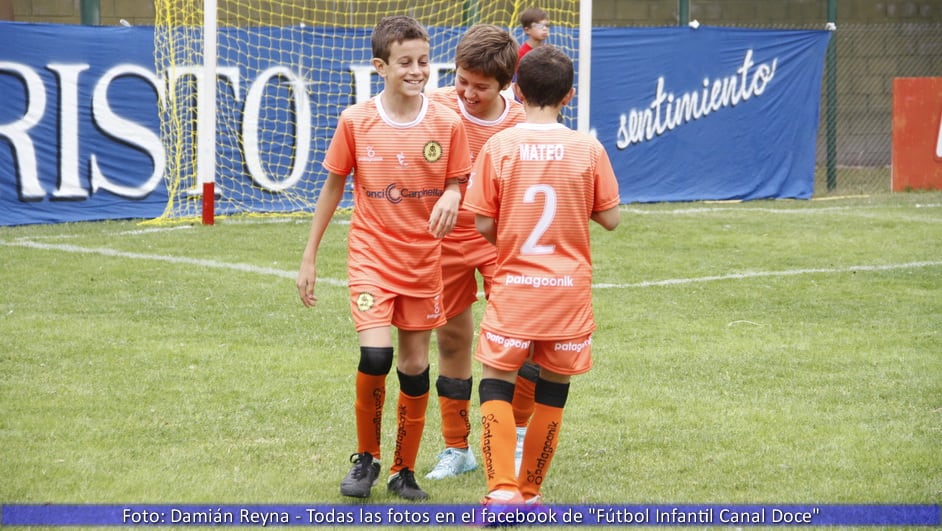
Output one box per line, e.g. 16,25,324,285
354,371,386,460
479,399,518,494
438,396,471,449
511,377,536,427
512,362,539,427
391,390,429,474
518,404,564,500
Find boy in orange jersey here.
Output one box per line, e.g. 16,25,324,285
424,24,533,481
296,15,471,501
464,45,621,505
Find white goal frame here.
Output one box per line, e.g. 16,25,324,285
192,0,592,222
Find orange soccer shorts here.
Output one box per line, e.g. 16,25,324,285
440,235,497,319
474,328,594,376
348,284,446,332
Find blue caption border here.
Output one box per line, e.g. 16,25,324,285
2,504,940,527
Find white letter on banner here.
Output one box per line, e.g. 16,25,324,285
90,64,166,198
752,58,777,96
242,66,310,192
349,64,374,104
166,65,241,194
0,61,46,199
616,50,777,151
47,63,91,198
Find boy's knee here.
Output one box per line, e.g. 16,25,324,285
358,346,393,376
398,366,430,397
479,378,515,403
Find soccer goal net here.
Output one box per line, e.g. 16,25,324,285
152,0,587,224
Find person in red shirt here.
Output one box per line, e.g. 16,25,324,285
296,15,471,502
464,45,621,506
425,24,527,481
517,7,550,65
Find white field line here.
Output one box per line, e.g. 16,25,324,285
595,261,942,289
622,203,942,216
0,239,345,287
2,239,939,290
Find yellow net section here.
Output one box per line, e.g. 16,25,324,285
151,0,581,223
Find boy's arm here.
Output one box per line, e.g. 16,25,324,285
475,213,497,245
591,206,621,231
297,171,347,307
428,177,462,239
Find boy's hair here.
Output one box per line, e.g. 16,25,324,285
371,15,429,62
454,24,519,89
519,7,549,28
516,45,572,108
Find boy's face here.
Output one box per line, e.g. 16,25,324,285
525,20,549,43
455,66,505,120
375,38,430,97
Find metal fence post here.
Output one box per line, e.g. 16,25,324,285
826,0,837,191
462,0,479,26
81,0,100,25
679,0,689,25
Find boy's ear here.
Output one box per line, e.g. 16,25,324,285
561,87,576,106
371,57,386,77
512,82,525,103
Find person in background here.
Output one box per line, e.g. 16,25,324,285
517,7,550,66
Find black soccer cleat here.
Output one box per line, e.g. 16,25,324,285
387,468,429,500
339,452,380,498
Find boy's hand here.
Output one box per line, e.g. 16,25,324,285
428,187,461,238
297,262,318,307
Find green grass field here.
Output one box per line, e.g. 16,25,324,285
1,192,940,527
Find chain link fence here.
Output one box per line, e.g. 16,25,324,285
597,0,940,198
817,22,940,196
742,21,941,197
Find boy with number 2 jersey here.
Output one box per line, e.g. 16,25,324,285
464,45,620,506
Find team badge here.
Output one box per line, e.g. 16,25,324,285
356,292,375,311
423,141,443,162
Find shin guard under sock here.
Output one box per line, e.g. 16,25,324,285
391,367,430,474
479,378,517,493
354,371,386,460
436,375,472,449
519,378,569,500
354,346,393,460
512,361,539,427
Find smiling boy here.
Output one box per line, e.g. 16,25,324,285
425,24,527,481
296,15,471,501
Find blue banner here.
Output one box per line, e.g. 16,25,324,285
2,504,939,526
0,23,166,226
0,22,830,226
590,26,831,202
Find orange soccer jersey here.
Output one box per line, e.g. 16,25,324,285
324,94,472,297
428,86,525,242
464,122,620,339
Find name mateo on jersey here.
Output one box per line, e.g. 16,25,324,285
520,143,565,161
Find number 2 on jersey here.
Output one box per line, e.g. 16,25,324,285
521,184,557,255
